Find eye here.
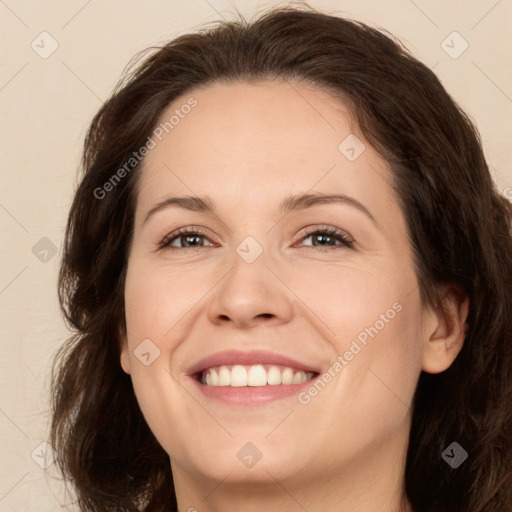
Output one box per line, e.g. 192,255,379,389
159,226,217,251
294,226,354,251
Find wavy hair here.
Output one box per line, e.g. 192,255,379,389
50,4,512,511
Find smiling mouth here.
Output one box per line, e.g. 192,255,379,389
196,364,318,387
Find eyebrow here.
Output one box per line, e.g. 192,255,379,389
143,192,378,227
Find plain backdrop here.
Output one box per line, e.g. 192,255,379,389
0,0,511,510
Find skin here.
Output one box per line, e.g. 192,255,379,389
119,79,469,512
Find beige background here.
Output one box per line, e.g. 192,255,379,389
0,0,511,510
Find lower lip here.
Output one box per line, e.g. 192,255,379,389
189,375,318,405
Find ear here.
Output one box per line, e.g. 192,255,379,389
421,283,469,374
119,331,131,375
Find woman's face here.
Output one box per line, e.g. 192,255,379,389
120,80,432,491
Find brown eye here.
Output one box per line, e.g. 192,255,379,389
159,227,215,251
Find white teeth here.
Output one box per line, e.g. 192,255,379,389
218,366,231,386
248,365,267,386
267,365,281,385
281,367,294,385
293,371,306,384
231,365,247,387
201,364,315,387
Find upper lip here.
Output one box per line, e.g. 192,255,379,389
186,349,321,377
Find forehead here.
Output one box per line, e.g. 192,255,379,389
134,79,396,222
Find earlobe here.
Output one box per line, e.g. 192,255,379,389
119,336,131,375
120,351,131,374
421,284,469,374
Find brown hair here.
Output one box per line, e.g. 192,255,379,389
50,4,512,511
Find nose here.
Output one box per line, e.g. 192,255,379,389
206,246,294,330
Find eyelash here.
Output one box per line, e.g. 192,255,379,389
158,225,354,252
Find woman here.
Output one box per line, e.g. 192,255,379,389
50,4,512,511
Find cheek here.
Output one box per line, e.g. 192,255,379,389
327,302,422,446
333,297,423,421
285,261,409,342
122,259,212,423
123,258,205,341
308,261,423,409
